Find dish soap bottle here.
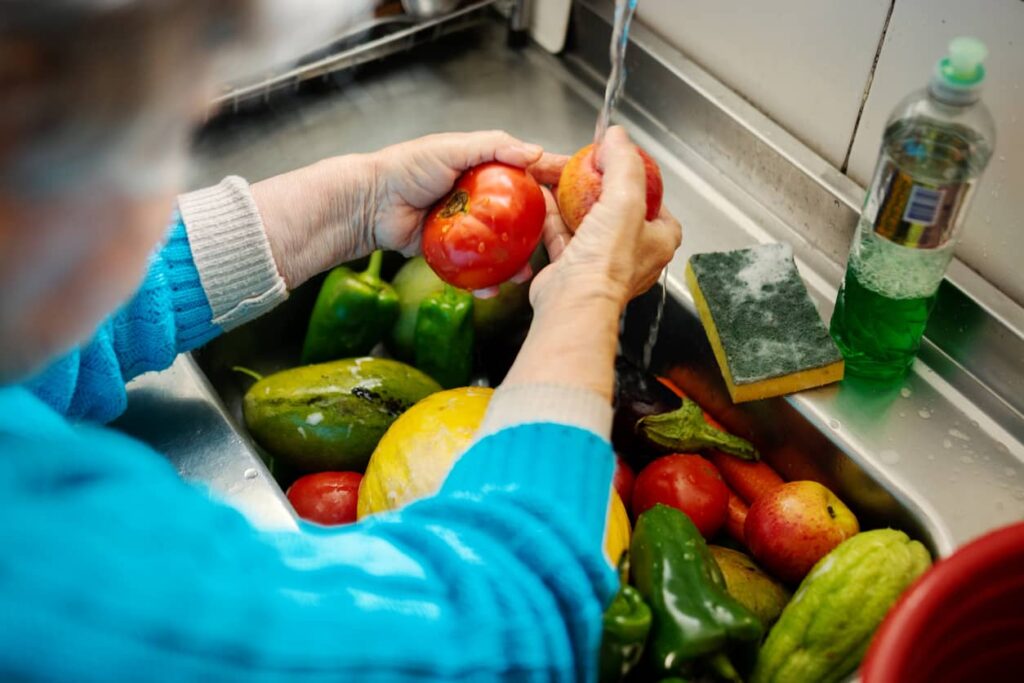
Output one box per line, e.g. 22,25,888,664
830,37,996,382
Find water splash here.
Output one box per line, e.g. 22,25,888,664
594,0,640,146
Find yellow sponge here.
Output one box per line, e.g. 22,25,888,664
686,244,844,403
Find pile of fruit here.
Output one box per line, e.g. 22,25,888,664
233,155,931,683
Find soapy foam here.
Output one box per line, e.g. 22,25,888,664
850,223,955,301
734,243,794,302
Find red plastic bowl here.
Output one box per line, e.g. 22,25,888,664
861,521,1024,683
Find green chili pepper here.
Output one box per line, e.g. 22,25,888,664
630,504,763,681
414,284,474,388
599,584,652,682
301,251,399,364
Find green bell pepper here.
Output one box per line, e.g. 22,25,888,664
631,504,763,681
301,251,399,364
599,584,652,682
414,284,474,388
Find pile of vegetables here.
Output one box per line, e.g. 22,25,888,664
598,361,931,682
228,161,932,683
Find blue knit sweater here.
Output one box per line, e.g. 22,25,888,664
0,219,617,681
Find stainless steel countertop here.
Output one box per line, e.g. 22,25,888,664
119,12,1023,550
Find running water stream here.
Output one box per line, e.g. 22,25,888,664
593,0,667,370
594,0,639,146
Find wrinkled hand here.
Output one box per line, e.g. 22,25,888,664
253,131,563,290
367,131,566,256
531,126,681,310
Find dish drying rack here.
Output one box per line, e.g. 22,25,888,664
214,0,520,110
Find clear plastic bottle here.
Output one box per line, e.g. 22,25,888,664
830,37,996,382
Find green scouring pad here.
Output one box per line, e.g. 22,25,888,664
686,243,844,403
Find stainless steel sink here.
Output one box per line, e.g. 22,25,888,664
116,4,1024,554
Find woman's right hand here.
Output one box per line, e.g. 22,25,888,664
497,126,681,402
530,126,682,312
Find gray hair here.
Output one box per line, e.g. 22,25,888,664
0,0,255,194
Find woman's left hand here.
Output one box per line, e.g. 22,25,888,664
252,131,564,290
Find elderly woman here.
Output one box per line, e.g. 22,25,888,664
0,1,681,681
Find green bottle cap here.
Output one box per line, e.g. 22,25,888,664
931,37,988,105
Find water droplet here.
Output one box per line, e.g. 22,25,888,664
948,428,971,441
1006,468,1018,478
953,466,962,474
970,420,979,428
880,449,901,465
959,455,974,465
942,439,952,449
927,453,936,461
996,442,1008,453
898,411,907,418
917,408,932,420
1014,489,1024,501
947,476,958,484
999,155,1006,162
899,387,912,398
828,419,841,430
243,468,259,480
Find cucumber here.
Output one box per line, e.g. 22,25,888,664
242,358,441,472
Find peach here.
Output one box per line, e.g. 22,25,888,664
556,143,663,233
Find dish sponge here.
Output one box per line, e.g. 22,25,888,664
686,243,844,403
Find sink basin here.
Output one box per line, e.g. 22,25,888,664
189,271,942,556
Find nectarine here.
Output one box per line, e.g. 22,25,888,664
556,143,663,232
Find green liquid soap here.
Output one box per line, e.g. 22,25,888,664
831,37,995,382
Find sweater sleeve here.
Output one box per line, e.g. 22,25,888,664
23,178,287,423
0,415,617,682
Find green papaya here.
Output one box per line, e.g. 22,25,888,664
752,529,932,683
242,358,441,472
708,546,791,629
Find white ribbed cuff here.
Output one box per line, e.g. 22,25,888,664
478,383,614,442
177,176,288,331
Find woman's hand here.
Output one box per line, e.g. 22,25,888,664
532,126,682,311
500,126,682,400
252,131,563,290
367,131,565,255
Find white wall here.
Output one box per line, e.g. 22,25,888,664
846,0,1024,306
635,0,1024,305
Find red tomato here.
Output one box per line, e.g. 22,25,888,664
613,454,636,511
632,454,729,538
286,471,362,526
422,162,546,290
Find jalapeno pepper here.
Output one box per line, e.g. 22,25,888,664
414,284,474,388
301,251,399,364
630,504,763,681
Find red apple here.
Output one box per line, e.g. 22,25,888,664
612,454,636,511
745,480,859,583
557,143,663,232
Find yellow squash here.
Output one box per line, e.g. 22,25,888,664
358,386,630,564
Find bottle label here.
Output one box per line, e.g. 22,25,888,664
864,159,973,249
